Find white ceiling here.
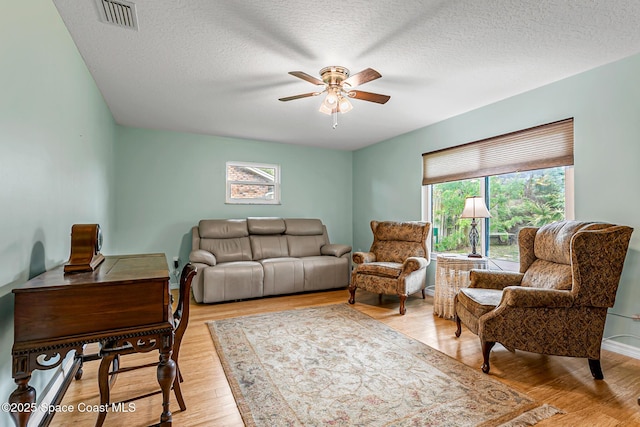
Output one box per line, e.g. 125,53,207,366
52,0,640,151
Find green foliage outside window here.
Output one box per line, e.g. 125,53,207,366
432,167,566,260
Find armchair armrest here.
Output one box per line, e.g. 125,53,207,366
353,251,376,264
502,286,574,308
189,249,216,266
469,270,524,290
402,256,429,274
321,244,352,258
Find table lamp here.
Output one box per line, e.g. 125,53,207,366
460,196,491,258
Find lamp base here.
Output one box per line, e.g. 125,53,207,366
467,253,483,258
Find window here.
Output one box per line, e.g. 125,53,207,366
226,161,280,204
423,119,574,267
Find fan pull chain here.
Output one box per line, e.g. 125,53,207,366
332,110,338,129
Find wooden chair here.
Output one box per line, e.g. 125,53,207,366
95,263,197,426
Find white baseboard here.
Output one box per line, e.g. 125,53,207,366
602,339,640,360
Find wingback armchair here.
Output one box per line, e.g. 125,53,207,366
348,221,431,315
454,220,633,379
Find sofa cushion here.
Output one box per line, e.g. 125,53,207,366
247,217,286,234
357,262,402,278
250,235,289,260
287,235,326,257
300,256,349,291
199,219,248,238
260,258,304,295
284,218,324,235
201,261,263,303
200,237,252,263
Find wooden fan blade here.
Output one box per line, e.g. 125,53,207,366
347,90,390,104
289,71,324,86
343,68,381,87
278,92,320,102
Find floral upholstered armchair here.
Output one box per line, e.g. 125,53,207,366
454,220,633,379
348,221,431,315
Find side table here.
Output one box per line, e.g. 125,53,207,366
434,254,488,319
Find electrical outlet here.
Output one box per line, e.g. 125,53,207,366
173,256,179,269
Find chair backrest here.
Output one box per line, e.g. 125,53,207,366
174,263,197,343
369,220,430,263
518,220,633,306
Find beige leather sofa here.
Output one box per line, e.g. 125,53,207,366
189,217,352,303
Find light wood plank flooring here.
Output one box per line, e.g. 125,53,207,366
51,289,640,426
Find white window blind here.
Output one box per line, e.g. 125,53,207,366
422,118,574,185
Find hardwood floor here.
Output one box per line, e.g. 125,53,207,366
52,289,640,426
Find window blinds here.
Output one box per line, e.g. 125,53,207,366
422,118,574,185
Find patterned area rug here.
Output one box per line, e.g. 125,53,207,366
207,304,562,426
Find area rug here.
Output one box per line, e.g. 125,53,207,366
207,304,562,426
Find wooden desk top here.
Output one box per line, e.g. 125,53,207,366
14,253,169,292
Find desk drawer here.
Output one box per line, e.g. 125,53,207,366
14,279,169,343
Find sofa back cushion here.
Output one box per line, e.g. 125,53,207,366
250,235,289,260
198,219,252,262
247,217,286,234
370,221,429,263
284,218,328,257
247,218,289,260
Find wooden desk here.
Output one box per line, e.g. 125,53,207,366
9,253,174,427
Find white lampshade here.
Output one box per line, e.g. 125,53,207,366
460,196,491,219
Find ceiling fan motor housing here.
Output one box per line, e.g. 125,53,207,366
320,66,350,86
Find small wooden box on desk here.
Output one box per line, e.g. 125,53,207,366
433,253,488,320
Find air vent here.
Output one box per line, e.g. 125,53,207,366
96,0,138,30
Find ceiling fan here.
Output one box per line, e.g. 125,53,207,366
279,66,390,128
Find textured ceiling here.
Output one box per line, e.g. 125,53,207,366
52,0,640,151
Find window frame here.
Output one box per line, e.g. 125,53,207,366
423,167,574,269
225,161,281,205
422,119,575,269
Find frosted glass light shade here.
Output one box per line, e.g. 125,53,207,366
338,96,352,113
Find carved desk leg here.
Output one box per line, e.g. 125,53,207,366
9,375,36,427
157,332,176,426
95,352,118,427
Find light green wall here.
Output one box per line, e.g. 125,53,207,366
113,127,353,281
3,0,640,418
0,0,116,423
353,52,640,348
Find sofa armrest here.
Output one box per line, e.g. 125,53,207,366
353,251,376,264
321,243,352,258
402,256,429,274
189,249,216,266
469,270,523,290
502,286,574,308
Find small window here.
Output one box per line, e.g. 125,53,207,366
226,161,280,205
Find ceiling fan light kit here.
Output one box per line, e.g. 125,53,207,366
279,65,390,129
